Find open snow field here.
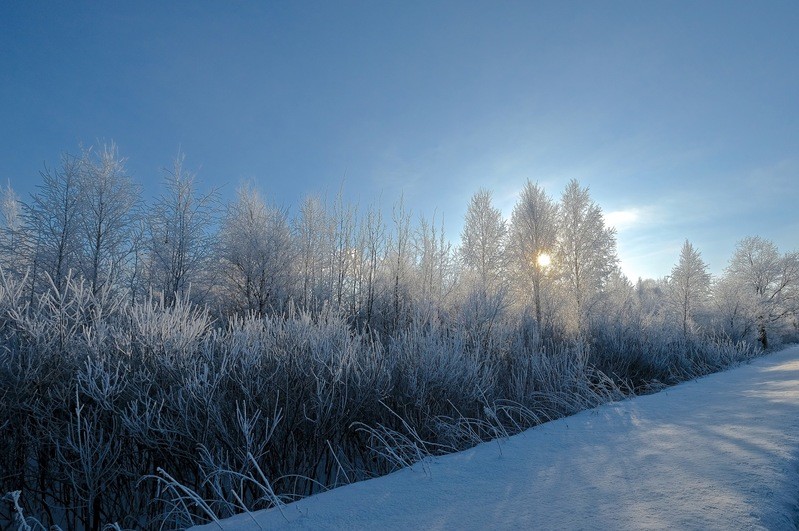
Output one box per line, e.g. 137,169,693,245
196,346,799,530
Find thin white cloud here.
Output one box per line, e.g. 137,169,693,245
604,206,665,232
605,208,641,232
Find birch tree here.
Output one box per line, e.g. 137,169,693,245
218,185,293,315
23,153,83,296
726,237,799,349
555,179,617,334
460,188,506,294
0,182,24,277
508,181,557,325
144,153,217,305
294,195,329,311
415,212,454,311
357,203,387,329
76,144,141,296
387,196,412,331
330,191,357,311
668,240,711,337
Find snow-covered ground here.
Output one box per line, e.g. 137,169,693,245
195,346,799,530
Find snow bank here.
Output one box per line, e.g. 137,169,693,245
195,346,799,530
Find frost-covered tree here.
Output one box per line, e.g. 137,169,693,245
460,189,506,294
668,240,711,336
218,185,294,315
387,196,413,330
415,212,454,311
508,181,557,325
726,237,799,349
590,267,637,341
144,153,217,305
329,191,358,311
356,203,387,329
710,273,753,342
294,195,329,311
76,144,141,296
555,179,617,334
633,277,669,327
23,153,84,296
0,181,23,276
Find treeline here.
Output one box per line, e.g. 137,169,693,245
0,144,796,346
1,144,797,530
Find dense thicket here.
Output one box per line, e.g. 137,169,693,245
1,146,797,530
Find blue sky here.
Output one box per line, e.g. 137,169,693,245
2,1,797,280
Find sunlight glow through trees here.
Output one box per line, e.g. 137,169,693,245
537,253,551,268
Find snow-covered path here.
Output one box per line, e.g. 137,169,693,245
197,346,799,530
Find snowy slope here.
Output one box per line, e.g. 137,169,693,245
195,346,799,530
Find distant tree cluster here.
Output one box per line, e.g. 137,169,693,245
1,144,797,529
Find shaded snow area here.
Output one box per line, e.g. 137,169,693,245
196,346,799,530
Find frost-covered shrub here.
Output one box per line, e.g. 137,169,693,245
0,268,773,530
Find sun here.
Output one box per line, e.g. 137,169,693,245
537,253,551,268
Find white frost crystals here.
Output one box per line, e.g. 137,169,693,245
197,346,799,531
